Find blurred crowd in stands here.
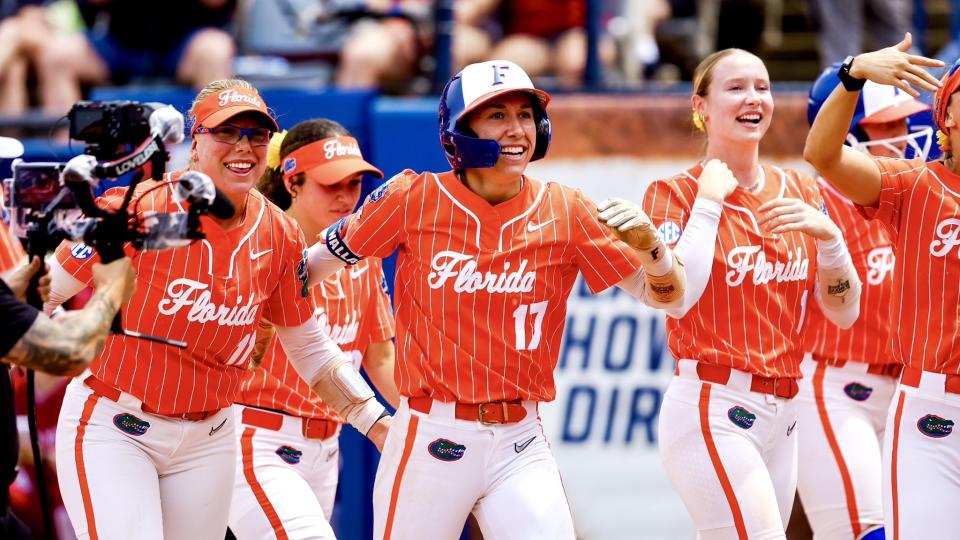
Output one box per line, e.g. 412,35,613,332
0,0,956,134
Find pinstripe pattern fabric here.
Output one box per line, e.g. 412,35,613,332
54,171,315,415
236,257,394,420
856,157,960,375
804,178,896,365
644,163,821,378
0,220,26,272
336,170,642,403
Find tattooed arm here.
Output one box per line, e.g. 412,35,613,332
2,258,136,376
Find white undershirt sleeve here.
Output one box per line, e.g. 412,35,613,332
306,240,348,287
275,319,346,384
664,198,722,318
813,235,861,329
44,256,88,315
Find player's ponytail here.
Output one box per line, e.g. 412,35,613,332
256,119,352,210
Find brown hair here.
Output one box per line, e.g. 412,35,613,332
257,119,351,210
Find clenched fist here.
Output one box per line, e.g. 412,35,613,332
696,159,738,203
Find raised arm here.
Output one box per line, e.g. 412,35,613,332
804,33,942,206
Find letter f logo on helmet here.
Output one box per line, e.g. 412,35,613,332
439,60,552,170
491,63,510,85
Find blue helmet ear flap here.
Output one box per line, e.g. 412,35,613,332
531,109,551,162
443,131,501,169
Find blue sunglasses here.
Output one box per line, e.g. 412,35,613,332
195,125,273,146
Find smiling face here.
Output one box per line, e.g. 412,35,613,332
694,51,774,145
192,112,271,205
464,92,538,179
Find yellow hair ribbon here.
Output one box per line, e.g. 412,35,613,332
692,109,705,132
267,130,288,169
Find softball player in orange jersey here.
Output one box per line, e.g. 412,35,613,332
642,49,863,540
805,33,960,540
45,80,390,540
798,69,934,540
305,60,687,540
229,119,399,540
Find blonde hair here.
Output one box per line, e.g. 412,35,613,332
189,79,255,124
690,48,754,133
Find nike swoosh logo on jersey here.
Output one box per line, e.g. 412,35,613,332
209,417,228,437
786,421,797,437
526,218,557,233
349,265,368,279
250,248,273,260
514,436,536,453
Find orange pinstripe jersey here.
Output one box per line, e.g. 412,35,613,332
0,219,26,273
857,158,960,375
328,170,642,403
644,163,822,378
54,171,315,414
236,257,394,421
804,178,896,365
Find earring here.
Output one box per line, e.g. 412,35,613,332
692,109,705,132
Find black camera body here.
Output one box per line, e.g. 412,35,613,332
68,101,159,161
1,99,216,264
6,162,70,211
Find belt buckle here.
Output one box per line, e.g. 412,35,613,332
477,402,507,425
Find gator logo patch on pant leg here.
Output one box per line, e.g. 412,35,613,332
844,382,874,401
113,413,150,436
917,414,955,438
727,406,757,429
428,438,466,462
276,445,303,464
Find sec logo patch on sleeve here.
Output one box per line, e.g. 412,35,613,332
657,222,682,245
70,243,94,260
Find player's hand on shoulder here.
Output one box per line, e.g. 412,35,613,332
850,33,943,97
597,197,659,251
696,159,737,203
757,197,841,241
